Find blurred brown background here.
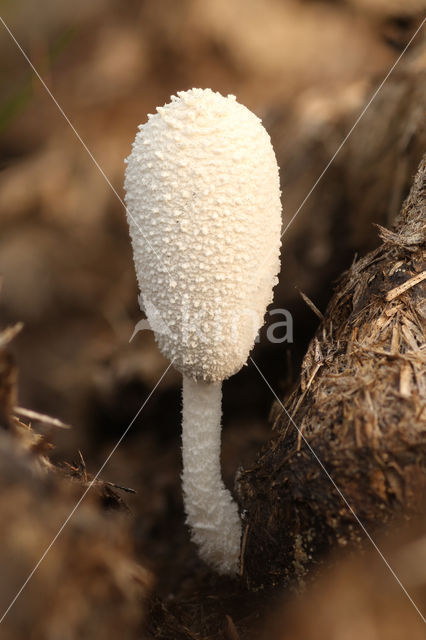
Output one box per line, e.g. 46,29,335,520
0,0,425,617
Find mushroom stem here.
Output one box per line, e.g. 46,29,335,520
181,376,241,574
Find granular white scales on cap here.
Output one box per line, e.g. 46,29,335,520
124,88,282,574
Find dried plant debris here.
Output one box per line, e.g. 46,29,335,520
145,576,266,640
61,450,135,512
0,430,151,640
0,321,151,639
237,155,426,590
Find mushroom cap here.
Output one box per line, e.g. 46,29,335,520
124,88,281,382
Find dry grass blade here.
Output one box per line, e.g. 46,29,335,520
385,270,426,301
13,406,71,429
295,286,324,320
0,323,23,349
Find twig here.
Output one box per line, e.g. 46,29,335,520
14,406,71,429
0,323,23,348
239,524,249,577
105,481,136,494
78,450,88,482
385,270,426,302
295,286,324,320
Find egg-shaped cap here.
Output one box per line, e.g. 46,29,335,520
125,88,282,382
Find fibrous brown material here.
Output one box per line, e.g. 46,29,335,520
0,326,152,640
237,155,426,589
0,435,152,640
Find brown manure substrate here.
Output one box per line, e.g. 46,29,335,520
238,154,426,590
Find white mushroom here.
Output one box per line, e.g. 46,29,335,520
124,88,281,574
